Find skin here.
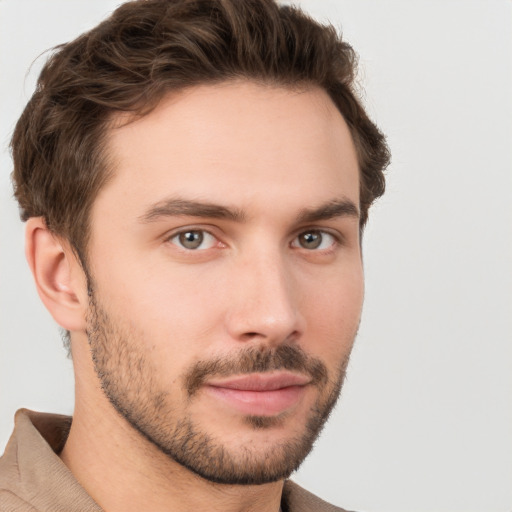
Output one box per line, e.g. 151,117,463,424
26,81,363,512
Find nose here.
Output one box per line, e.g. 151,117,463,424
225,248,305,346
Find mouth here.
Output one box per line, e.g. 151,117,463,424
204,372,311,416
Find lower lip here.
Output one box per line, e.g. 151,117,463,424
205,385,307,416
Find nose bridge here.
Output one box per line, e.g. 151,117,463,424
226,243,303,344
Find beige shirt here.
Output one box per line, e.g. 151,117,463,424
0,409,348,512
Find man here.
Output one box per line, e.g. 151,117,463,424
0,0,389,510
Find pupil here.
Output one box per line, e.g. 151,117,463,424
301,232,321,249
180,231,203,249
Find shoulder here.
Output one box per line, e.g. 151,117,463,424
0,490,39,512
0,439,38,511
283,480,355,512
0,414,35,511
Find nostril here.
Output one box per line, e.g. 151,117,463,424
239,330,301,344
241,332,261,340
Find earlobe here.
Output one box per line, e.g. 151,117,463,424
25,217,88,332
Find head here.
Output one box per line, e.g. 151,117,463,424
12,0,389,486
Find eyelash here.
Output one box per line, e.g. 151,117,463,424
167,229,220,251
290,230,340,252
166,227,343,253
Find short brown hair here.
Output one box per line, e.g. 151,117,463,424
11,0,390,262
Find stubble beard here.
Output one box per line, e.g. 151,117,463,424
86,290,352,485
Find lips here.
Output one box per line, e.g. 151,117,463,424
204,372,311,416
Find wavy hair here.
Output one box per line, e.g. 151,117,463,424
11,0,390,262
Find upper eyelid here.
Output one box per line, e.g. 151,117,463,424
291,229,340,248
163,224,220,240
166,228,220,252
292,226,345,243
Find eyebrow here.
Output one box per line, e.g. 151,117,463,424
138,197,359,224
296,199,360,223
138,198,246,223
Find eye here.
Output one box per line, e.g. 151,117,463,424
169,230,218,250
292,230,337,251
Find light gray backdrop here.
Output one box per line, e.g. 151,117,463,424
1,1,511,511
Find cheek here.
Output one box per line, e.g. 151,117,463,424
89,255,227,385
92,242,223,326
301,266,364,358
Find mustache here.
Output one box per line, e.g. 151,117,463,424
185,344,329,397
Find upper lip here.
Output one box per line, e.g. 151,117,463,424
206,372,311,391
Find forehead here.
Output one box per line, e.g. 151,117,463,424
96,81,359,219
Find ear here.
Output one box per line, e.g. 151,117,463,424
25,217,88,332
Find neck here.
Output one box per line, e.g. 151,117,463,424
60,342,284,512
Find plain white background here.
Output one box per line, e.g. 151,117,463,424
1,1,511,511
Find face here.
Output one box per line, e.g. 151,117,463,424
85,81,363,484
